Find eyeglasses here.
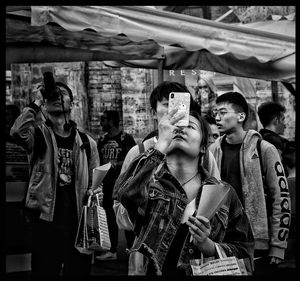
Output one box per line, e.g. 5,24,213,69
212,109,237,118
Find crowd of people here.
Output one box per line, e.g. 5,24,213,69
8,72,295,276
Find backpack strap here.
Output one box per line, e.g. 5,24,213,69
78,131,91,164
256,138,263,177
257,138,273,215
137,141,145,154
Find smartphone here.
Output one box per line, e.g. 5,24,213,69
168,92,190,126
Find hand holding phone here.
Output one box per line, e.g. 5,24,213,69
168,92,190,127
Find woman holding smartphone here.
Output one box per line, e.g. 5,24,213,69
113,100,254,276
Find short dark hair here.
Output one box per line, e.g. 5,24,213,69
189,109,211,176
190,109,210,151
216,91,249,124
150,81,190,111
104,110,120,127
257,101,286,128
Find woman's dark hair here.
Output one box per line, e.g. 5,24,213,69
190,109,210,154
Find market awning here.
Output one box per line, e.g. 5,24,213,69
6,6,295,83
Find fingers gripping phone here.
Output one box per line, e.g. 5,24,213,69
168,92,191,126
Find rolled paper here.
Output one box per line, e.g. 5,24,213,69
196,183,230,220
91,162,112,189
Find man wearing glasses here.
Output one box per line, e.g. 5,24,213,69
209,92,290,276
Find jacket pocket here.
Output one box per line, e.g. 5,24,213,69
141,187,171,237
31,162,51,184
148,187,171,215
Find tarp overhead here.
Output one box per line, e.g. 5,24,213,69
6,6,295,83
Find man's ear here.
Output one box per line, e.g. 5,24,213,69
274,116,280,125
238,112,246,123
150,108,157,120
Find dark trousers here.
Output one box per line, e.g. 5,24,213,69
31,219,92,276
254,250,280,276
103,179,119,253
124,230,136,249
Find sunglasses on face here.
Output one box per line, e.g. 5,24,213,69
198,85,209,90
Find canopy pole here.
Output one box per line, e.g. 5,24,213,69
271,81,279,102
158,59,164,84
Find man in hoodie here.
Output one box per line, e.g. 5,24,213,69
209,92,290,275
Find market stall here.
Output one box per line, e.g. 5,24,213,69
6,6,295,84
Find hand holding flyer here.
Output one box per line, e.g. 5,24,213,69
189,183,230,243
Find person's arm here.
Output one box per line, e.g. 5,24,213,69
10,86,45,154
261,141,291,262
120,144,140,174
113,148,165,229
187,186,254,263
207,151,221,180
113,144,140,230
113,200,134,230
10,103,41,155
114,109,183,230
186,216,216,257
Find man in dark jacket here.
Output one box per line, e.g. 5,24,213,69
258,101,290,175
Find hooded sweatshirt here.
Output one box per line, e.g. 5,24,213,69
209,129,290,260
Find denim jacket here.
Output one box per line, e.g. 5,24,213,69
113,148,254,275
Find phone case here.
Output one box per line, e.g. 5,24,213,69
168,92,190,126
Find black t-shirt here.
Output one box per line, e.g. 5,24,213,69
98,131,136,185
53,128,77,228
221,139,243,205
